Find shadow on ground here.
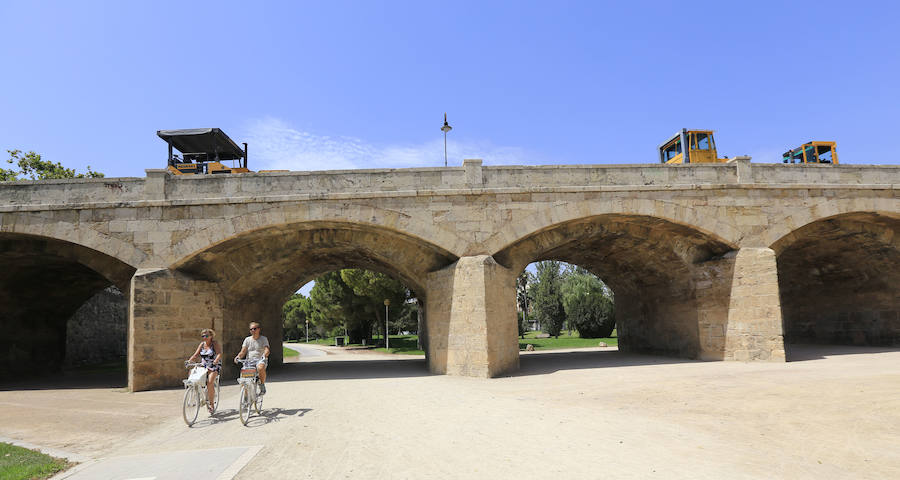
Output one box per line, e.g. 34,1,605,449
272,358,432,382
0,369,127,391
5,345,900,392
786,343,900,361
185,407,313,429
515,349,694,377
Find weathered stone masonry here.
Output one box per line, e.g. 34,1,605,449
1,159,898,390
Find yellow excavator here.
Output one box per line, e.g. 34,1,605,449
658,129,728,164
158,128,251,174
782,141,839,164
659,129,838,165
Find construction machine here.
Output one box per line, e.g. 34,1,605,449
782,141,839,164
658,129,728,164
157,128,250,175
659,129,839,165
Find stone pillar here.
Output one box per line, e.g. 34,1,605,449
223,294,283,375
425,255,519,377
724,248,786,361
129,268,224,391
143,169,169,200
728,156,752,184
693,252,737,361
463,159,483,187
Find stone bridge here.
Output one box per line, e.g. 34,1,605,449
2,159,898,391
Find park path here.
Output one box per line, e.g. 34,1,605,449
1,345,899,479
283,342,328,358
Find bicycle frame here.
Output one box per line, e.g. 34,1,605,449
237,358,264,425
183,362,220,427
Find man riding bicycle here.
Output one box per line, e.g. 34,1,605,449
234,322,270,394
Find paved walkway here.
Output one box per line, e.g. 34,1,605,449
283,343,327,357
2,345,899,479
54,446,262,480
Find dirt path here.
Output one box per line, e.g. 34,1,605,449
2,345,899,479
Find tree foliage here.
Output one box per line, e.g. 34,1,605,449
561,268,615,338
526,262,616,339
532,260,565,338
3,149,104,181
299,269,416,344
282,293,314,341
516,271,533,338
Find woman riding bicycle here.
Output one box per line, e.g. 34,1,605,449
186,328,222,413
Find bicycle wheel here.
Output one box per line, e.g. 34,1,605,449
213,375,220,412
182,386,200,426
239,384,252,426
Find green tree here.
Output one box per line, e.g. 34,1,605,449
306,269,414,344
282,293,314,341
561,269,615,338
308,271,361,341
516,271,533,338
532,260,565,338
4,149,104,180
341,269,413,342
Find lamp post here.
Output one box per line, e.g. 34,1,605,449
383,299,391,350
441,113,452,167
305,318,309,343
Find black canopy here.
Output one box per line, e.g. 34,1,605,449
157,128,245,160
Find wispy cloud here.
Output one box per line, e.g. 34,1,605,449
241,117,541,171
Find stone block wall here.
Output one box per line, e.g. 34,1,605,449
782,289,900,346
65,286,127,367
692,254,738,360
129,268,224,391
724,248,785,361
426,256,518,377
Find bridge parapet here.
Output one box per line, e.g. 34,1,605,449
1,163,898,210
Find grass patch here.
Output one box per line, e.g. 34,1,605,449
0,443,70,480
288,332,614,354
282,346,300,357
371,335,424,355
519,330,617,350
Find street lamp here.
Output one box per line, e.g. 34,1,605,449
383,299,391,350
305,318,309,343
441,113,452,167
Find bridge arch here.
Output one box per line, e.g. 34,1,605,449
2,212,152,267
0,232,136,378
480,197,742,257
770,211,900,349
130,219,458,390
755,195,900,248
167,201,469,264
493,214,737,360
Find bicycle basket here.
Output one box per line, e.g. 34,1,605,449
188,366,207,383
240,368,257,378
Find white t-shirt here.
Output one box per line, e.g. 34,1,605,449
242,335,270,360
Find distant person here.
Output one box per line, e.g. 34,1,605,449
187,328,222,413
234,322,270,394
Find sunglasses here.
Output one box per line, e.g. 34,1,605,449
249,327,259,331
201,335,209,338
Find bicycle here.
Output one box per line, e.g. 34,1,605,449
182,362,220,427
236,358,265,426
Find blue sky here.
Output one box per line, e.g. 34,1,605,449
2,1,898,179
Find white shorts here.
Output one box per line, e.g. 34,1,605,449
250,357,267,368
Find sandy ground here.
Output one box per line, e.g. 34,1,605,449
2,344,899,479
